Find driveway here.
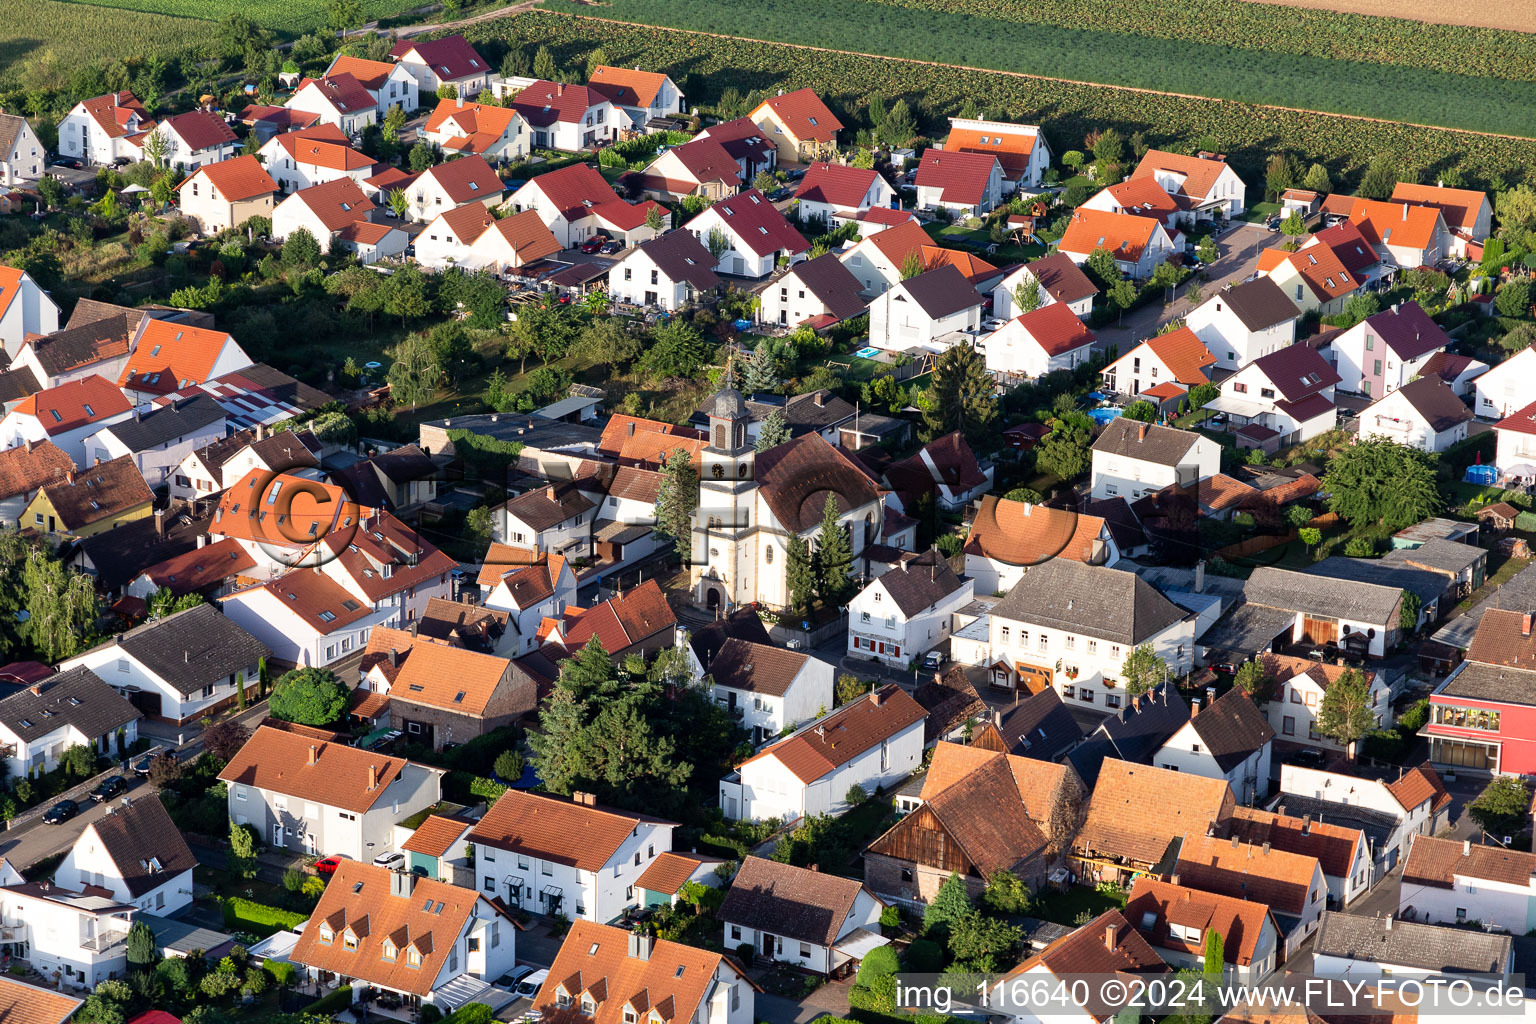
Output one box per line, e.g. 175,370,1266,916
757,977,855,1024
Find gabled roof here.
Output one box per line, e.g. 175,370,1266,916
1012,300,1097,356
586,65,670,108
104,602,267,696
1465,608,1536,670
418,154,502,205
740,685,925,784
295,71,375,114
1059,208,1160,261
1230,806,1363,880
1402,834,1536,890
401,813,472,857
872,548,967,617
1143,328,1218,385
0,974,82,1024
1127,877,1276,966
635,851,713,896
504,482,594,531
704,638,809,698
97,395,225,452
863,219,931,269
915,148,1000,206
913,669,987,744
1131,149,1232,202
245,570,373,635
85,794,196,896
476,210,562,263
753,432,881,533
1349,198,1444,254
545,579,674,654
964,494,1109,567
782,252,867,321
326,53,401,91
524,161,625,221
511,81,608,126
1246,565,1400,624
1104,176,1182,223
1308,221,1377,274
1314,911,1510,974
78,90,148,140
943,119,1040,180
1077,759,1233,866
1495,397,1536,438
753,88,841,143
14,374,130,435
1175,833,1320,916
0,666,141,743
161,110,236,152
1390,182,1489,235
0,440,72,500
390,34,488,82
1012,910,1168,1016
1212,277,1299,332
629,230,722,292
361,628,510,716
431,201,497,245
1278,241,1359,302
22,307,136,377
140,536,256,595
219,725,418,812
986,687,1086,761
1248,345,1340,402
1378,375,1471,433
319,508,456,603
281,177,377,233
795,161,880,209
1183,689,1275,772
39,455,153,530
919,742,1071,833
657,137,744,187
1358,300,1449,361
992,557,1185,648
416,597,509,648
694,116,775,163
120,318,241,394
719,857,869,947
896,263,983,320
696,188,808,258
470,789,674,872
1020,251,1099,304
1386,761,1452,815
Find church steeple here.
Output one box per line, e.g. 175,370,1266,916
706,385,750,455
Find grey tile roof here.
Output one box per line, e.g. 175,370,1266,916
1218,277,1299,332
786,253,868,321
1381,537,1484,576
1302,556,1446,610
1245,566,1401,626
1090,418,1202,467
1433,561,1536,650
96,395,226,453
0,667,141,743
991,687,1086,762
1313,911,1510,974
1186,689,1275,772
90,794,197,897
899,264,982,320
1439,661,1536,707
1387,376,1473,433
112,603,269,696
991,560,1188,647
706,638,809,698
1269,794,1396,849
1199,601,1298,657
1093,682,1189,763
874,549,967,617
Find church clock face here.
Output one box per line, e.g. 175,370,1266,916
712,464,726,479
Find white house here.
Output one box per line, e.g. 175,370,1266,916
272,177,381,254
880,431,993,513
498,481,596,558
60,603,267,727
1101,327,1218,401
324,54,420,117
1349,199,1450,270
389,35,493,99
992,252,1098,321
217,566,390,668
469,789,676,922
914,148,1002,217
1279,761,1451,883
983,301,1097,384
482,548,577,654
84,394,226,488
1205,345,1340,451
117,318,253,402
720,685,925,822
961,495,1119,600
1329,301,1451,398
868,264,983,353
1359,376,1472,453
55,91,151,167
505,161,664,248
406,155,504,224
1404,835,1536,933
421,97,528,162
838,219,930,296
847,550,974,668
636,137,749,203
1231,805,1374,908
1175,832,1327,956
1132,149,1247,218
1125,878,1280,985
698,637,833,747
1473,347,1536,421
153,111,239,172
1154,688,1275,804
608,230,722,311
1260,655,1393,750
941,117,1052,191
991,911,1169,1024
56,795,196,916
0,264,62,361
0,374,132,467
1494,399,1536,489
509,81,618,152
1089,418,1221,502
0,667,141,783
1185,277,1299,370
175,156,279,234
220,726,443,859
169,426,321,502
1080,176,1189,233
719,857,886,975
793,161,896,227
1392,182,1493,258
285,73,378,134
0,881,133,991
756,252,867,329
0,112,45,186
1057,208,1176,281
258,124,378,194
685,188,809,279
587,65,686,132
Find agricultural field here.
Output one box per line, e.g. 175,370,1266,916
537,0,1536,138
49,0,426,32
0,0,222,80
1242,0,1536,34
481,11,1536,186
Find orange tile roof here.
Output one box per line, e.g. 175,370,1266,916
534,921,745,1024
865,219,931,268
181,155,277,202
599,414,684,455
753,88,841,143
470,790,670,872
401,814,472,857
1229,805,1364,880
944,123,1038,180
964,494,1108,566
1143,327,1218,385
635,852,706,895
349,687,391,719
739,685,925,784
1077,759,1234,866
1126,877,1275,967
425,98,524,143
1256,248,1290,273
476,210,562,263
285,177,376,233
0,265,23,322
1131,149,1231,202
419,154,502,205
1174,832,1321,916
321,508,457,602
477,542,543,587
1283,242,1359,301
326,54,398,91
0,440,72,500
920,741,1070,829
362,629,510,716
1348,198,1443,253
1059,208,1160,261
119,318,236,391
617,429,705,469
219,725,418,812
1104,176,1181,221
0,975,82,1024
13,374,130,436
209,470,360,549
79,91,148,140
271,124,376,171
432,202,497,245
141,536,257,594
1391,182,1488,234
587,65,669,108
1386,761,1452,815
919,245,998,284
1142,381,1186,401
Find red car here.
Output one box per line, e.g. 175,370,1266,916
314,856,346,876
579,236,608,254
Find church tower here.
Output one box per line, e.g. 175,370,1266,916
692,386,757,611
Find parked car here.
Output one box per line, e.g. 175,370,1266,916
768,187,794,201
373,851,405,870
517,970,549,998
91,776,127,802
1286,748,1327,769
599,238,622,254
497,965,536,989
43,800,79,825
132,751,175,776
922,650,944,670
50,156,82,169
314,855,347,876
580,235,608,254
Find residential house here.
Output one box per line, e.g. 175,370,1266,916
1125,878,1281,984
720,857,885,974
635,137,749,203
1065,683,1190,788
913,669,989,747
1256,242,1362,316
867,264,983,352
0,264,61,360
696,637,833,746
1175,832,1327,955
1399,836,1536,932
60,603,267,726
1494,399,1536,488
335,444,440,514
389,35,492,98
23,454,153,540
509,81,617,151
10,300,138,390
119,318,253,401
218,568,383,668
272,175,375,249
499,482,596,557
285,73,378,134
407,155,503,223
1131,149,1247,217
175,156,279,234
1472,347,1536,420
961,495,1119,597
991,910,1169,1024
1080,176,1190,235
153,111,239,172
684,188,809,278
1206,345,1340,451
0,374,133,466
307,507,456,627
1279,762,1452,873
290,861,514,1012
413,203,497,270
750,89,841,163
0,666,141,782
1230,805,1372,907
914,148,1003,217
436,209,561,274
422,98,528,162
507,162,664,247
607,230,722,311
1359,376,1471,452
358,628,533,748
0,112,44,185
56,795,195,916
482,549,577,652
258,124,378,194
983,301,1097,384
239,103,323,144
220,726,443,859
469,789,677,922
847,549,974,667
586,65,685,132
1057,208,1176,281
1380,537,1487,608
1153,688,1274,803
756,253,868,330
1349,199,1450,269
0,439,71,526
323,53,419,117
1089,418,1221,503
537,580,677,664
1391,182,1492,257
1330,301,1451,398
65,504,210,599
1244,567,1405,660
56,91,151,166
1101,328,1218,403
413,597,515,657
1312,911,1513,980
0,881,133,990
792,162,896,227
1185,277,1299,369
1304,219,1384,283
838,219,930,295
531,922,754,1024
85,395,226,488
866,742,1056,906
695,116,778,177
880,431,992,512
969,687,1087,762
1425,608,1536,775
168,361,331,434
1074,760,1230,881
125,537,257,604
169,427,321,502
993,252,1098,320
720,684,925,822
941,117,1052,190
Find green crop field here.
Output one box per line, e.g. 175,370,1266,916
49,0,425,32
537,0,1536,138
477,12,1536,186
0,0,222,78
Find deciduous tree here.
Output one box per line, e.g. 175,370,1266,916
1121,642,1171,696
1316,668,1373,752
268,667,348,726
1468,776,1531,837
1323,439,1441,530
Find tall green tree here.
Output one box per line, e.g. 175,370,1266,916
1085,247,1120,288
1323,439,1441,530
1265,153,1301,199
1302,162,1332,194
1012,275,1042,315
533,45,557,82
923,871,972,939
1467,776,1532,837
1358,156,1400,199
922,341,996,441
228,820,258,881
327,0,364,34
654,447,698,553
1232,659,1271,699
382,105,407,142
785,534,816,617
1315,668,1374,752
386,332,442,410
1121,643,1171,696
742,342,780,395
126,921,159,967
1034,412,1093,481
0,532,33,659
815,494,852,606
23,556,98,662
754,410,791,451
268,667,348,726
878,99,916,147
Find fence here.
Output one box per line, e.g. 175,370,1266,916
1217,531,1296,561
6,744,166,831
768,613,849,651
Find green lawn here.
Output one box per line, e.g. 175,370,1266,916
1032,885,1126,927
922,221,1045,264
1244,201,1282,223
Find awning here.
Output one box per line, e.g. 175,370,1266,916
504,875,525,903
540,885,564,908
833,928,891,960
1205,394,1267,419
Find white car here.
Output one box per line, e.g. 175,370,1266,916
517,970,549,998
373,851,405,870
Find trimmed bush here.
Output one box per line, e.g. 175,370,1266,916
219,897,307,937
305,986,354,1016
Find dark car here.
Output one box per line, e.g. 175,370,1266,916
50,156,81,169
599,238,622,254
132,751,175,776
91,776,127,802
784,167,807,181
113,156,133,167
580,235,608,254
1288,748,1327,769
43,800,79,825
767,186,794,202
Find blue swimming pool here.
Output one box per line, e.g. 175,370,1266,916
1089,408,1122,425
854,346,880,358
733,319,753,331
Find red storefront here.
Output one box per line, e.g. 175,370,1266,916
1426,661,1536,775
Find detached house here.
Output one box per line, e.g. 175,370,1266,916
258,124,378,194
407,155,502,223
286,72,378,134
0,667,142,783
960,495,1118,598
720,857,885,975
868,264,983,352
1349,198,1449,269
1256,241,1362,316
847,549,973,667
756,252,867,329
10,297,136,390
422,98,528,162
220,725,444,859
838,219,930,295
56,90,151,166
607,230,721,311
1359,375,1471,453
538,580,677,664
1090,418,1220,503
176,156,279,234
1,373,131,466
1472,347,1536,420
1391,182,1492,257
792,162,897,226
914,148,1003,217
993,252,1098,320
750,89,842,163
1057,208,1176,281
389,35,492,98
0,264,62,360
0,880,134,991
0,440,71,526
983,300,1097,383
720,684,925,822
697,637,833,746
0,112,44,185
23,454,153,540
499,481,596,557
508,162,665,248
274,178,404,260
1330,300,1451,398
636,137,748,203
153,110,239,172
1494,400,1536,488
1400,836,1536,932
1207,345,1340,451
469,789,677,922
685,188,809,278
510,81,617,152
1175,832,1327,955
1073,759,1234,883
586,65,685,132
358,627,532,748
1186,277,1299,369
1126,878,1281,984
1102,327,1218,401
942,117,1052,190
118,318,253,401
1153,688,1274,803
879,431,992,512
1081,176,1189,236
1131,149,1247,217
324,53,419,117
57,795,195,916
992,910,1170,1022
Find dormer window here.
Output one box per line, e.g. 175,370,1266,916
406,945,422,967
625,1011,637,1024
582,997,596,1014
319,924,334,944
343,928,358,950
382,940,397,961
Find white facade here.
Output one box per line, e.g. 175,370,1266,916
684,204,798,279
285,80,378,135
0,268,61,361
228,763,442,862
484,563,577,655
992,263,1092,321
1496,418,1536,482
1280,765,1436,867
1473,349,1536,420
1358,387,1468,453
60,642,258,731
57,818,193,917
0,886,131,991
846,570,975,668
757,264,865,329
868,282,982,353
1186,292,1297,369
477,818,676,923
257,136,377,195
1396,839,1536,933
1212,361,1339,448
1089,434,1220,502
608,247,708,311
796,173,896,227
85,413,226,489
915,157,1003,216
156,118,239,173
56,101,148,166
1268,671,1391,750
1330,315,1446,397
707,655,833,746
408,165,501,224
723,888,883,975
0,711,138,784
981,312,1093,382
1156,714,1273,804
0,116,45,185
839,234,906,296
218,585,392,668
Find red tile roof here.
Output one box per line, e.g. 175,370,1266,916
390,35,489,83
270,123,376,171
1143,327,1218,384
916,148,999,206
512,81,608,127
284,177,376,233
1349,199,1443,254
210,469,362,550
1230,805,1363,879
1175,832,1320,916
79,91,148,140
1284,241,1359,301
296,72,375,114
1013,300,1097,356
1059,208,1160,261
0,440,72,500
419,154,502,205
964,493,1108,566
1309,221,1377,274
739,685,924,784
362,628,510,716
1495,398,1536,437
795,161,879,210
1391,182,1489,235
696,188,808,258
182,155,277,202
326,54,399,91
1386,761,1452,815
219,725,414,811
754,88,841,143
659,137,743,187
14,375,130,437
162,110,237,152
1104,176,1181,223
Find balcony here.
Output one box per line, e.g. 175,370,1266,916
81,929,129,953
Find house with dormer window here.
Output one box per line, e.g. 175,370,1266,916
0,667,142,783
684,189,809,279
57,795,196,916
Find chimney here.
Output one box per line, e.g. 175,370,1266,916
1464,839,1472,855
155,508,166,539
870,688,884,706
1171,874,1181,886
1137,422,1147,442
1385,915,1393,930
457,93,464,108
197,533,207,549
1261,842,1271,854
1104,922,1118,951
546,486,557,501
368,764,379,790
992,708,1002,727
1190,698,1201,717
28,684,42,697
1402,203,1408,220
628,930,653,961
388,648,399,668
1194,560,1205,593
1301,815,1311,834
1230,836,1240,848
66,469,76,486
391,870,416,898
1206,686,1216,702
813,392,825,407
1522,613,1532,637
556,83,564,97
308,744,319,765
184,650,189,663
